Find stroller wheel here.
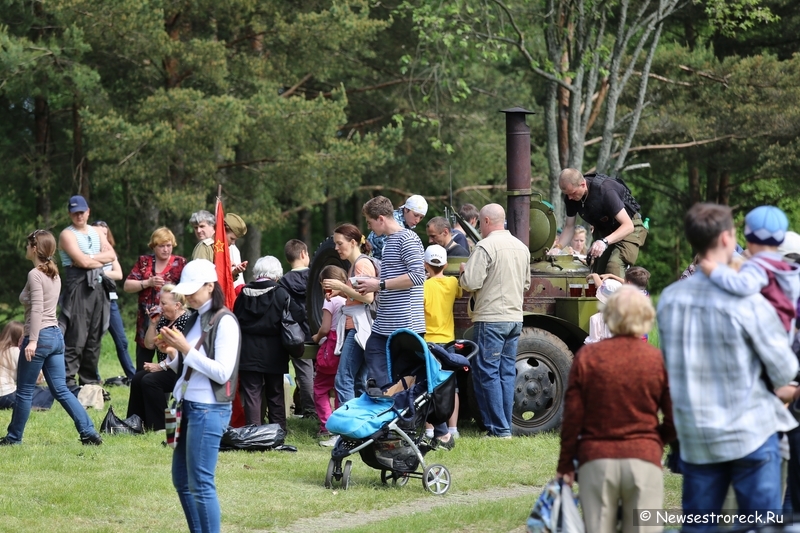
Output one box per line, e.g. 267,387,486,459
324,458,335,489
342,460,352,490
422,464,451,495
381,469,410,487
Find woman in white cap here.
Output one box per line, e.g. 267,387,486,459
367,194,428,260
157,259,241,533
584,278,622,344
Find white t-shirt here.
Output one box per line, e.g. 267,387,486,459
229,244,244,287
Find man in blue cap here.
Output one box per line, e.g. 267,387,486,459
58,195,117,388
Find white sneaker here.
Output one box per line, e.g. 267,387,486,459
319,436,339,447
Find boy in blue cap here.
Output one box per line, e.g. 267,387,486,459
700,205,800,333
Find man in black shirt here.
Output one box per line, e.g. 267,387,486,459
426,216,470,258
550,168,647,277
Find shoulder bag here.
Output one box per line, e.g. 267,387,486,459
164,310,223,450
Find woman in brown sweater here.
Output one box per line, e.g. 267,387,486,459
557,286,675,533
0,230,102,446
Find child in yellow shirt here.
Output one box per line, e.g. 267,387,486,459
423,245,463,444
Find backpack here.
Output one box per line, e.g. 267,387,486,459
349,254,381,319
584,173,641,216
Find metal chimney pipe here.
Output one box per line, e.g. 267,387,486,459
500,107,535,247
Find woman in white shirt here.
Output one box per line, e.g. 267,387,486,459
158,259,241,533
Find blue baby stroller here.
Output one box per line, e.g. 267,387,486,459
324,328,477,495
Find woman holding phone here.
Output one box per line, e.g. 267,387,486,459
0,230,102,445
124,227,186,370
126,284,189,430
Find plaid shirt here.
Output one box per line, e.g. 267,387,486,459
657,272,798,465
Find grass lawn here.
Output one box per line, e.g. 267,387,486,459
0,333,683,532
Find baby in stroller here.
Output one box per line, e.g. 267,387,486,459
324,328,476,494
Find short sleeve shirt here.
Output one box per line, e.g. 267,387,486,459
564,176,630,237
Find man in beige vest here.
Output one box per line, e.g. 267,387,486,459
459,203,530,438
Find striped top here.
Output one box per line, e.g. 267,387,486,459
372,228,426,336
59,226,101,267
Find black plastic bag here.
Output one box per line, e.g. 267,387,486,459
220,424,289,451
100,405,145,435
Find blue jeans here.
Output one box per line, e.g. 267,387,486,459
172,400,232,533
6,328,97,442
364,333,391,390
107,300,135,379
472,321,522,437
335,330,367,404
680,433,782,531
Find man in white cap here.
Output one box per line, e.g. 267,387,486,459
367,194,428,260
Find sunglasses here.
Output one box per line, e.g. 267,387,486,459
27,229,47,243
92,220,108,228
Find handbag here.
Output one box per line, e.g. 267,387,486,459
280,293,305,358
100,405,144,435
163,313,217,450
527,478,585,533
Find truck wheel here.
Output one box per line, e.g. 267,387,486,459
512,328,573,436
306,237,350,334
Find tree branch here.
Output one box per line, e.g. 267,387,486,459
678,64,729,86
279,184,506,218
318,78,426,98
281,73,313,98
216,157,278,169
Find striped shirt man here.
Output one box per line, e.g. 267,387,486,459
372,228,426,336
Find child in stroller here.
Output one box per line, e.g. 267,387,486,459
324,328,476,495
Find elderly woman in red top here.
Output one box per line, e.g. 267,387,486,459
557,286,675,533
124,227,186,371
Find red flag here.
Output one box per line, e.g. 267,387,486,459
213,196,245,427
213,198,236,310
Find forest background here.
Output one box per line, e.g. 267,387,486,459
1,0,799,322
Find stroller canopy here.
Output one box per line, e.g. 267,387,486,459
386,329,453,394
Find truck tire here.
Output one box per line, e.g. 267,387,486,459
306,237,350,334
512,327,573,436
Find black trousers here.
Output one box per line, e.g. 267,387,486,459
127,368,178,431
239,370,286,431
135,345,156,372
291,358,315,417
63,286,107,387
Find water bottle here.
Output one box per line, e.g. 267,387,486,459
643,217,650,230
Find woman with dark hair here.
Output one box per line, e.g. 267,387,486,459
158,259,240,533
92,221,135,381
126,284,189,430
124,226,186,370
321,223,375,404
233,255,305,431
0,230,102,445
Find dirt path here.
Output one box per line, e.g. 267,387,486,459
276,484,540,533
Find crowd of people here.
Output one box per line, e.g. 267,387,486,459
5,168,800,532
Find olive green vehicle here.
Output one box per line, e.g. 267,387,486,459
446,197,598,436
306,108,598,437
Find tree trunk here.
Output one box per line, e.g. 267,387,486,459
242,225,261,282
34,95,51,226
718,171,731,206
544,79,564,224
298,208,312,249
706,167,719,203
688,165,701,206
73,99,90,200
324,195,336,237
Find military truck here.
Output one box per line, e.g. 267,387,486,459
306,108,598,436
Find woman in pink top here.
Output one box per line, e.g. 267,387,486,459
0,230,101,446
